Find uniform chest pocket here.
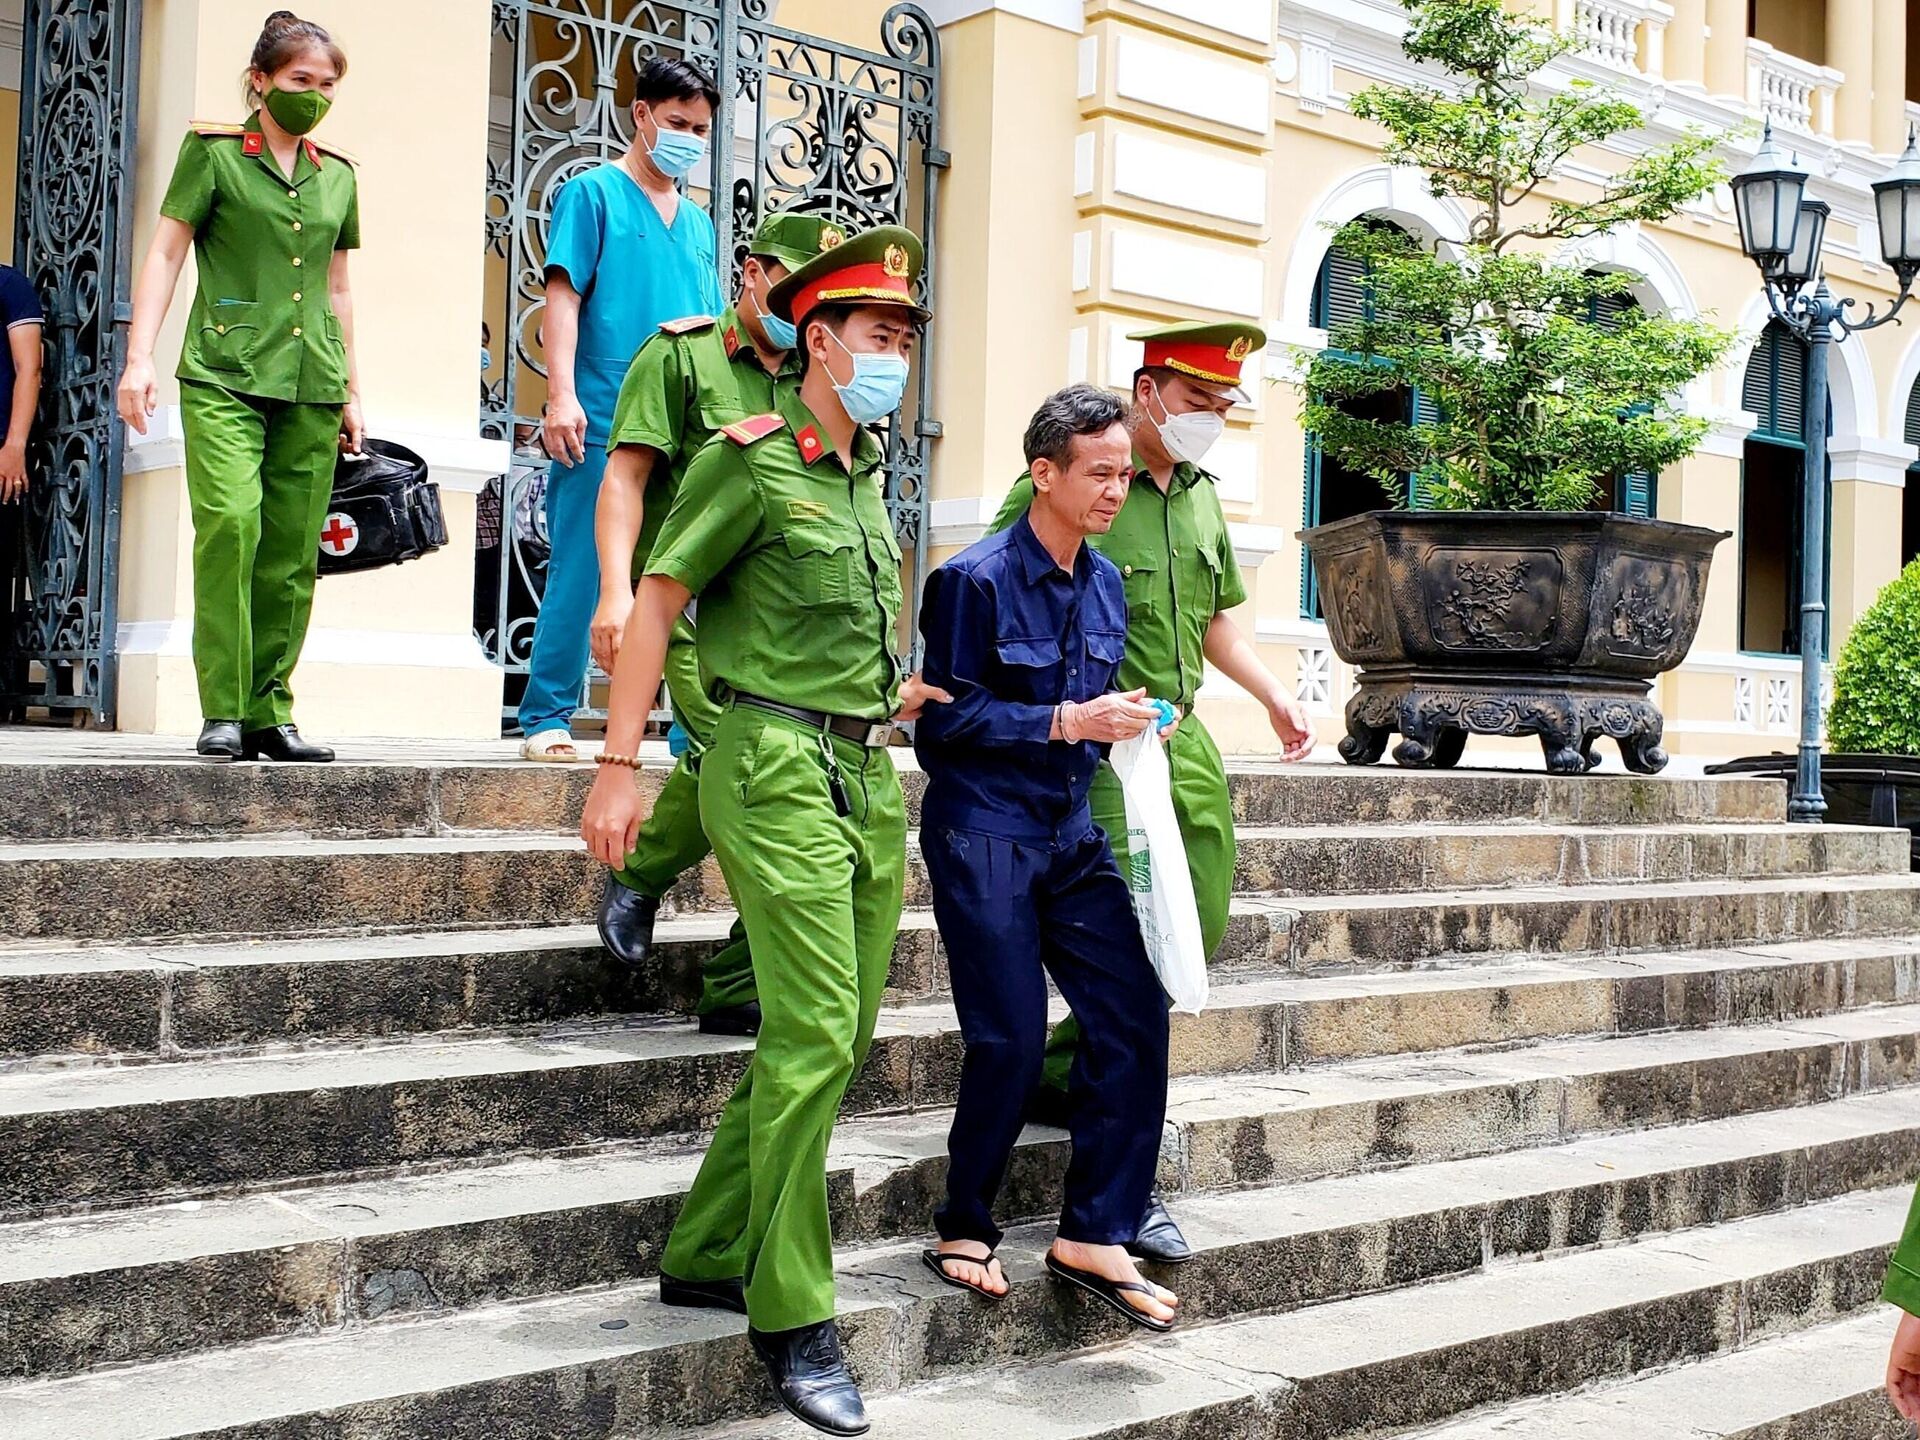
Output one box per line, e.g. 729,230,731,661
1107,551,1162,619
1179,543,1224,618
781,523,861,611
198,301,262,373
1085,628,1127,694
995,636,1063,700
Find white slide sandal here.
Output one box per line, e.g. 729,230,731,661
519,731,581,763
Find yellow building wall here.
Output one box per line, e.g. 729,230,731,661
0,87,18,267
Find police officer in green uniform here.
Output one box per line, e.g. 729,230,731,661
580,225,945,1437
1883,1183,1920,1419
588,210,844,1037
116,12,360,762
990,320,1317,1261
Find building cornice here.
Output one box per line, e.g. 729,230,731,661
918,0,1083,32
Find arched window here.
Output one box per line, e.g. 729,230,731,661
1585,281,1655,518
1739,320,1830,655
1303,219,1432,619
1903,374,1920,568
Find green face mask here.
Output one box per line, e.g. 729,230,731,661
263,86,331,136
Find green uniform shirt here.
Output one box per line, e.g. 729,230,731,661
990,457,1246,706
645,385,903,720
606,306,798,572
160,115,361,405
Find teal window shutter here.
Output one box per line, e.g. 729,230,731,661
1409,384,1441,509
1302,436,1324,619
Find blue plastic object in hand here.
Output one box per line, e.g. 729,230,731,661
1148,697,1178,735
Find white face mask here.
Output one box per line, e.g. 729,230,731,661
1147,382,1225,464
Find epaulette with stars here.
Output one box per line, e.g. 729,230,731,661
719,413,786,447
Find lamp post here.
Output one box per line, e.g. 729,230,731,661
1731,125,1920,822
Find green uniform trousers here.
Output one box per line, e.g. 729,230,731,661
611,616,756,1015
179,380,341,729
659,705,906,1331
1041,714,1234,1093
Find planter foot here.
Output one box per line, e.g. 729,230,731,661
1618,730,1667,775
1339,716,1391,766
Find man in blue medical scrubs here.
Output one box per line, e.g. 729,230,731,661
521,56,725,759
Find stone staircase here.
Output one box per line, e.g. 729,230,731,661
0,753,1917,1438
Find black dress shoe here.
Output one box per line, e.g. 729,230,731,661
240,725,335,763
748,1319,869,1437
597,877,659,969
699,1001,762,1037
1127,1191,1194,1265
196,720,243,760
659,1271,746,1314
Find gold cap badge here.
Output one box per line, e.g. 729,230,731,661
882,243,910,278
819,225,845,251
1226,334,1254,362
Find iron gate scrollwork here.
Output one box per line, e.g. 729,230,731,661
1,0,142,724
479,0,943,725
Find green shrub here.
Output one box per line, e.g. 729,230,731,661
1826,558,1920,757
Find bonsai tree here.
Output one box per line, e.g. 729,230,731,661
1301,0,1736,511
1826,558,1920,757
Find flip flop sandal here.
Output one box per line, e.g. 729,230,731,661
519,732,580,763
922,1247,1009,1302
1045,1252,1175,1332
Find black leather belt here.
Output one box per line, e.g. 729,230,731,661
733,693,896,749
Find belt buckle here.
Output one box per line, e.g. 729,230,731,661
863,722,895,748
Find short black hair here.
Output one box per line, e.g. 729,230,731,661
634,56,720,111
796,302,859,379
1023,384,1129,469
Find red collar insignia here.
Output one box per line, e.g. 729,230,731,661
303,138,322,169
242,132,264,156
723,325,740,359
795,425,826,466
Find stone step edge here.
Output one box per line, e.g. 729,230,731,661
3,817,1891,862
1398,1309,1899,1438
3,1083,1917,1387
9,928,1920,1074
0,1181,1899,1440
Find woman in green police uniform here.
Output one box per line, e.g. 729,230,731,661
116,11,362,763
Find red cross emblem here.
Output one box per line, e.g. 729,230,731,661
319,512,359,556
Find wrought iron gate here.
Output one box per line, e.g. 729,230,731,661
479,0,944,724
1,0,141,725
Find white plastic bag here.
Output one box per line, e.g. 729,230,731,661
1108,729,1208,1014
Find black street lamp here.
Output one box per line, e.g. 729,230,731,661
1731,125,1920,822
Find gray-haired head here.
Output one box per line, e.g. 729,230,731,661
1022,384,1130,471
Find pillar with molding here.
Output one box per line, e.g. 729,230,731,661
1703,0,1747,98
1665,0,1706,86
1870,0,1909,154
1826,0,1873,146
917,1,1082,561
118,0,504,738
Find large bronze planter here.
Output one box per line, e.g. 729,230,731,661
1298,510,1727,775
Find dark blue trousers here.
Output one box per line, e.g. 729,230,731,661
924,822,1169,1248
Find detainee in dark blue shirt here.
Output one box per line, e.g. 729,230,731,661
914,384,1178,1331
0,263,44,504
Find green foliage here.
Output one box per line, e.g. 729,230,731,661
1826,559,1920,757
1299,0,1736,512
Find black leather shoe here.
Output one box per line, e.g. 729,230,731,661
699,1001,762,1037
1127,1191,1194,1265
240,725,335,763
1023,1082,1076,1129
749,1319,869,1437
659,1271,746,1315
597,877,659,969
196,720,243,760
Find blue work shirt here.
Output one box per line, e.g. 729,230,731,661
543,164,723,445
0,264,43,431
916,512,1130,848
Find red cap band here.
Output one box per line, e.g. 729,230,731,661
1141,339,1247,387
788,261,916,325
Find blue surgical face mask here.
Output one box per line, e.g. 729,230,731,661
825,327,910,424
641,111,707,179
748,275,796,350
